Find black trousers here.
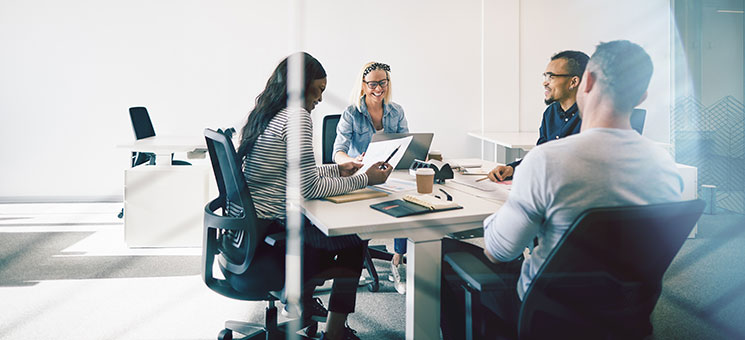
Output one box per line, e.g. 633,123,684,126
267,217,364,314
441,238,523,339
303,239,364,314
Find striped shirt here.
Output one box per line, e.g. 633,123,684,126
243,107,368,220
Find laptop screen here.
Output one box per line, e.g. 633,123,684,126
371,133,434,170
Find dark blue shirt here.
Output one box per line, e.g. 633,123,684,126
508,102,581,168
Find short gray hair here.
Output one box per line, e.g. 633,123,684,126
587,40,653,112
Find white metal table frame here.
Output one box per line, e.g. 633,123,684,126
119,135,207,166
467,131,539,163
302,171,504,340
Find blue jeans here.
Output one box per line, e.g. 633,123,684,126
394,238,407,255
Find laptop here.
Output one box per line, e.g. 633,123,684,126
371,133,434,170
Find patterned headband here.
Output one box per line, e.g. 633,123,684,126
363,62,391,78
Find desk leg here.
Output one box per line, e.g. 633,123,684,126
406,238,441,340
154,152,172,166
504,147,522,164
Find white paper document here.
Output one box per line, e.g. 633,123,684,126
461,167,491,175
372,177,418,193
453,177,512,192
354,136,413,175
452,177,512,201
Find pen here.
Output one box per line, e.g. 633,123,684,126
476,176,490,182
379,145,401,169
439,188,452,201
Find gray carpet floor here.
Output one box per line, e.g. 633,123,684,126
0,203,743,339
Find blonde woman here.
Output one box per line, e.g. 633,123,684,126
332,61,409,294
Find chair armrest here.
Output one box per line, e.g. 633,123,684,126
264,232,286,247
204,198,245,231
444,251,504,292
202,198,243,286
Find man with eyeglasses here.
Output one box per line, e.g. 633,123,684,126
442,40,682,339
487,50,590,182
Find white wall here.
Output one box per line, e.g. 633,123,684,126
483,0,521,132
303,1,484,168
0,0,675,201
0,0,487,201
516,0,672,142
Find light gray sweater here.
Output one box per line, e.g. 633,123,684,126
483,128,684,300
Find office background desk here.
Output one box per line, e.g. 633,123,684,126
303,169,503,340
118,135,214,247
468,131,538,164
122,135,207,166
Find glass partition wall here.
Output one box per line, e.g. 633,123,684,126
672,0,745,214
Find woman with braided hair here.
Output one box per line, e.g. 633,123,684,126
332,61,410,294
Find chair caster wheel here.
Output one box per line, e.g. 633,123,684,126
367,281,379,292
218,329,232,340
305,322,318,337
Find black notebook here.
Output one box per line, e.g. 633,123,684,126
370,198,462,218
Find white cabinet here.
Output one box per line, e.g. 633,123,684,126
676,163,698,238
124,164,215,247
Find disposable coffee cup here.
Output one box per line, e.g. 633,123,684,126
427,150,443,161
416,168,435,194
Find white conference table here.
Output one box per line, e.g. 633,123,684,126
303,165,505,340
118,135,214,247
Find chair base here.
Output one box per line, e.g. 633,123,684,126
219,302,317,340
369,244,400,262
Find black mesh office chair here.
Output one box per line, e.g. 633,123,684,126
631,108,647,134
129,106,191,166
443,199,705,340
321,114,396,292
321,114,341,165
202,128,317,340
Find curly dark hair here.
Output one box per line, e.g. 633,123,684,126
551,50,590,79
237,52,326,158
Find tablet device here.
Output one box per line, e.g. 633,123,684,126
371,133,434,170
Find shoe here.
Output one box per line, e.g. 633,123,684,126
388,261,406,294
281,297,328,322
319,324,360,340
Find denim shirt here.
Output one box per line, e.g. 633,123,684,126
333,96,409,159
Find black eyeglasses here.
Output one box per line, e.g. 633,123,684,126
542,72,574,82
363,78,389,89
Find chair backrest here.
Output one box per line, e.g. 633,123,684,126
127,107,156,166
631,108,646,134
322,114,341,164
203,128,266,278
129,106,156,140
517,199,705,339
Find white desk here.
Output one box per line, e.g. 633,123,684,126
119,135,215,247
119,135,207,166
467,131,538,163
303,170,503,340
